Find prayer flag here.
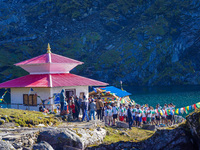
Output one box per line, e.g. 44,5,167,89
183,107,188,114
181,108,184,114
189,105,192,110
93,88,97,93
175,109,179,114
186,106,189,110
28,88,34,95
166,109,170,115
194,104,197,110
178,108,181,114
196,103,200,108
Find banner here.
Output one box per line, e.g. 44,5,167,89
174,102,200,115
0,90,7,102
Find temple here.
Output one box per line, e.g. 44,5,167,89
0,44,108,111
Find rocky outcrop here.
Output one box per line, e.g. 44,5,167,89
186,110,200,149
87,126,195,150
0,141,15,150
38,128,83,150
116,121,129,128
38,127,106,150
141,127,195,150
0,127,39,149
33,141,54,150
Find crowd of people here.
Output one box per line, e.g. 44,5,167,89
56,90,182,129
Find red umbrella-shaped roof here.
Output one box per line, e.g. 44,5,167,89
0,73,108,88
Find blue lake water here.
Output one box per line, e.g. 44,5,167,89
1,85,200,113
124,85,200,111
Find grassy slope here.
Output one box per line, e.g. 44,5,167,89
0,108,59,127
103,126,155,144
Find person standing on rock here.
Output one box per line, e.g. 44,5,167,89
81,96,89,122
96,97,104,121
59,89,65,115
128,104,133,129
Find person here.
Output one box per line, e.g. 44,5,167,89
132,105,136,125
127,104,133,129
104,105,109,125
147,107,152,124
59,89,65,114
161,107,168,124
136,105,142,127
96,97,104,120
82,96,89,122
108,105,113,126
70,102,76,120
151,107,156,125
39,105,48,113
119,104,124,121
74,96,80,121
141,106,146,124
89,99,96,120
125,106,128,123
155,105,161,125
112,102,118,126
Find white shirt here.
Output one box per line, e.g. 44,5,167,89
132,108,136,116
104,109,108,117
112,106,118,114
136,109,141,117
108,109,113,116
142,110,146,117
147,110,152,118
119,108,124,116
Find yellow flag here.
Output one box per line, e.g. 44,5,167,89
186,106,189,110
175,109,179,114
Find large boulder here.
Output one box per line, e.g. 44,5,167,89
186,109,200,148
141,127,195,150
0,141,15,150
38,127,106,150
38,128,83,150
33,141,54,150
116,121,129,128
142,124,156,131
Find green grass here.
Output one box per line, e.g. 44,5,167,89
103,126,155,144
0,108,59,127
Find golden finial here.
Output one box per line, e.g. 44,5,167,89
47,43,51,53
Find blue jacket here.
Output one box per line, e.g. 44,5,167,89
127,108,132,119
59,89,65,103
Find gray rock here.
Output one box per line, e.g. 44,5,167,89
38,128,83,149
116,121,129,128
33,141,54,150
13,142,23,149
0,141,15,150
0,119,5,125
142,124,156,131
121,131,130,137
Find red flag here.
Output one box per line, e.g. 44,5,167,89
183,107,187,113
194,104,197,110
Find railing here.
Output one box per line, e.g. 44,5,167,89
0,103,60,111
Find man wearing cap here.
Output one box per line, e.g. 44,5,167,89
127,104,133,129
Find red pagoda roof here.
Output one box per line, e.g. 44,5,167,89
15,53,83,66
0,73,108,88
